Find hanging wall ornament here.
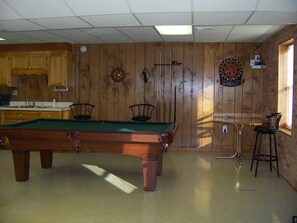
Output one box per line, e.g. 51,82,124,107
141,68,151,83
110,66,129,85
219,58,243,87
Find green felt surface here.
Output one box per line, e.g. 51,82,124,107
3,119,175,133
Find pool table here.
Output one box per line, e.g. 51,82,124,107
0,119,177,191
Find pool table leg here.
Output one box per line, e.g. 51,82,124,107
157,150,164,176
142,159,157,191
12,151,30,181
40,150,53,168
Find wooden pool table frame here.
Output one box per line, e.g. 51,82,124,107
0,119,177,191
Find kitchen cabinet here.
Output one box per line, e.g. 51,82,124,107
40,110,70,119
11,51,49,75
2,110,70,124
48,51,72,87
0,52,12,86
3,110,40,124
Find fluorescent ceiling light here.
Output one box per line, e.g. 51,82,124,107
155,25,192,35
0,38,6,41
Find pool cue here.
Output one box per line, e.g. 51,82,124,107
174,86,176,122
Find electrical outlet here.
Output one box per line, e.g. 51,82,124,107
12,90,18,96
222,125,228,133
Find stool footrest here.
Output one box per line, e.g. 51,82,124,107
252,154,277,162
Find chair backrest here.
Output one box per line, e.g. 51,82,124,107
266,112,282,130
129,103,155,121
69,103,95,120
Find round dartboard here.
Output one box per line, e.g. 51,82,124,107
110,67,127,83
219,58,242,81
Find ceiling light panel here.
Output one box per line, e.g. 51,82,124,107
192,0,258,11
30,17,92,29
80,14,141,27
64,0,130,15
156,25,192,35
6,0,74,18
127,0,192,13
194,12,252,25
135,12,192,25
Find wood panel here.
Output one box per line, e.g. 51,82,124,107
1,42,263,152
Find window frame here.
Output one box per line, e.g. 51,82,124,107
278,38,294,134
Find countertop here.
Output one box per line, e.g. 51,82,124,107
0,101,72,111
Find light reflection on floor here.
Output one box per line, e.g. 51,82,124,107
81,164,138,194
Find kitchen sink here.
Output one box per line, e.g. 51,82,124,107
4,105,52,109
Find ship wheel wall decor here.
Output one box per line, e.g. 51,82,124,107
219,58,243,87
109,66,129,85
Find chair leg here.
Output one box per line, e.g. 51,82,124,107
269,134,272,171
255,133,262,177
273,133,280,177
250,132,259,171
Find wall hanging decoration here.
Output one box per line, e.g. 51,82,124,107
110,66,128,85
140,68,151,83
219,58,243,87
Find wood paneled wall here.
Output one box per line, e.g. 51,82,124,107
262,25,297,190
1,42,264,151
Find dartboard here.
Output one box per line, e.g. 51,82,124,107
219,58,242,81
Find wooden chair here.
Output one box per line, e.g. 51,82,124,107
129,104,155,121
250,112,282,177
69,103,95,120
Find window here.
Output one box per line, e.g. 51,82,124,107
278,39,294,131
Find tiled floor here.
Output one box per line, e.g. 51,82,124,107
0,149,296,223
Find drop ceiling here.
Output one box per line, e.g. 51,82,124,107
0,0,296,44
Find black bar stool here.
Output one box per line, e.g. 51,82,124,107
250,113,282,177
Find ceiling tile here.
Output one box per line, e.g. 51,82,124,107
64,0,130,15
247,12,297,25
5,0,74,18
193,0,258,11
128,0,192,13
227,25,274,42
256,25,286,42
161,35,194,42
231,25,274,34
0,31,43,43
49,29,103,43
135,12,192,25
82,28,133,43
194,12,252,25
0,20,46,31
0,0,22,20
80,14,140,27
256,0,297,12
30,17,91,29
194,26,233,42
117,27,162,42
16,31,71,42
